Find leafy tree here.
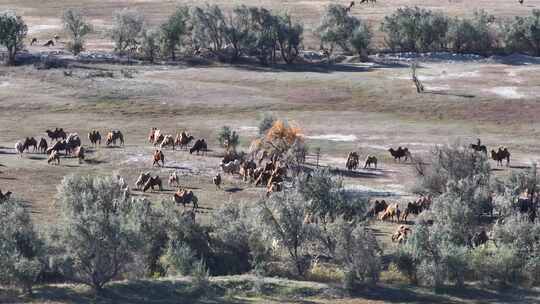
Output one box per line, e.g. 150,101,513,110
248,7,278,64
350,23,372,60
160,6,190,60
381,6,449,52
62,8,92,55
224,5,256,61
275,13,303,64
217,126,240,152
191,5,227,60
502,10,540,56
140,28,160,62
257,191,317,276
49,174,140,292
317,4,360,57
448,10,498,54
0,199,43,295
0,11,27,65
111,8,145,53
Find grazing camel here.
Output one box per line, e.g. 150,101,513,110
174,189,198,209
379,203,401,222
168,171,179,187
491,147,510,167
213,173,222,190
47,140,67,155
43,39,54,47
190,139,208,155
15,141,24,156
23,137,38,152
88,130,101,147
221,159,240,175
160,135,176,150
38,138,48,154
143,176,163,192
153,150,165,167
106,130,124,147
346,152,359,171
392,225,412,243
30,38,38,45
388,147,411,162
364,155,378,169
47,150,60,165
175,132,194,150
135,172,151,190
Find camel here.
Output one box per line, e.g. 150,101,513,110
221,159,240,175
367,200,388,217
239,160,257,182
74,146,85,164
190,139,207,155
47,140,67,155
0,190,12,203
491,147,510,167
43,39,54,47
135,172,151,190
174,189,198,209
364,155,378,169
106,130,124,147
46,128,66,141
30,38,38,46
47,150,60,165
153,150,165,167
65,133,81,154
379,203,401,222
392,225,411,243
388,147,411,162
346,1,355,12
519,0,524,4
148,128,159,144
175,132,194,150
23,137,38,152
143,176,163,192
401,201,423,222
38,138,48,154
346,152,359,171
88,130,101,147
213,173,222,190
168,171,179,187
160,135,175,150
470,138,487,154
470,230,489,247
15,141,24,156
266,182,283,197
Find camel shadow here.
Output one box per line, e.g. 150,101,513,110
509,165,531,170
224,187,243,193
164,165,192,171
84,158,107,165
332,168,386,179
0,150,16,155
0,176,17,180
27,156,46,160
423,90,476,98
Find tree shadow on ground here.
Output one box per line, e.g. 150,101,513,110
423,90,476,99
28,280,249,304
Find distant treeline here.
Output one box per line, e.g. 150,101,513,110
0,5,539,65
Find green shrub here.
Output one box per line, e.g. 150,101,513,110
0,199,43,295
